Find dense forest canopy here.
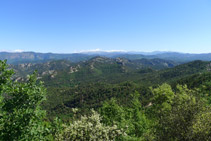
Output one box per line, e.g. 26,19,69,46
1,55,211,140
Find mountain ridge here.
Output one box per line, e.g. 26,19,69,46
2,51,211,64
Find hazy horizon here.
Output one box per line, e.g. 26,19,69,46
1,49,211,54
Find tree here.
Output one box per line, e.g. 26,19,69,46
189,110,211,140
0,60,50,140
100,92,151,140
100,98,125,126
150,84,208,140
149,83,174,119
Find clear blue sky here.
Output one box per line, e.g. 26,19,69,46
0,0,210,53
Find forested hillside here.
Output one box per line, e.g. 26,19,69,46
1,57,211,140
11,57,178,86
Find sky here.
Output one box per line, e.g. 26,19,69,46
0,0,211,53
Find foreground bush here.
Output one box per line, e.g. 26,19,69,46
0,60,52,140
149,84,211,140
57,109,126,141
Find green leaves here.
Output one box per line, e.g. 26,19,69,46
149,83,211,140
150,83,174,117
0,60,49,140
190,110,211,140
100,94,151,140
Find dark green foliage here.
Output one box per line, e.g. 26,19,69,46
43,82,153,119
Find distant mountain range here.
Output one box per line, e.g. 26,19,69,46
1,51,211,64
0,52,92,64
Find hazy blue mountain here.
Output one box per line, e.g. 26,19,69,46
1,51,211,64
152,52,211,63
0,52,93,64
